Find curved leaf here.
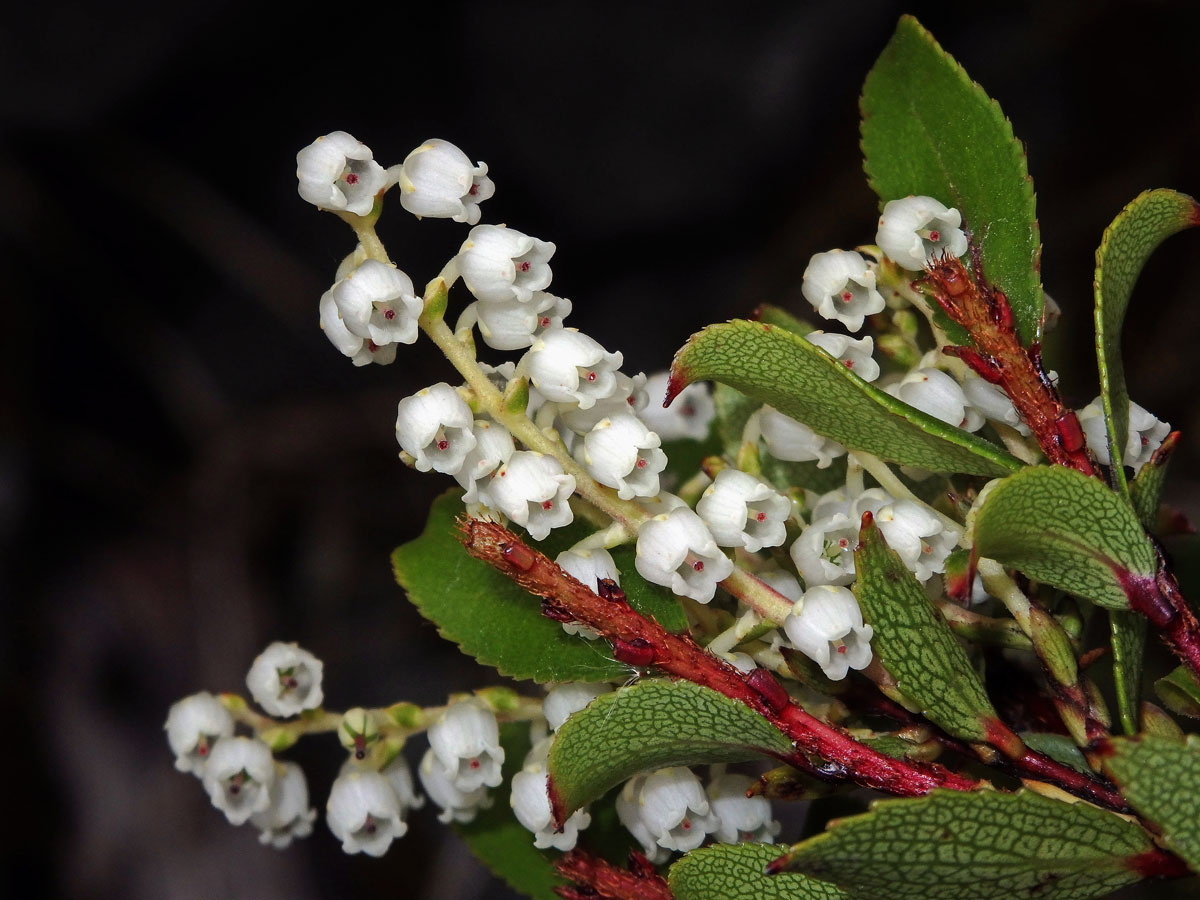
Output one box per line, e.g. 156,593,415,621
392,491,685,683
1103,735,1200,875
1154,666,1200,719
971,466,1157,610
861,15,1042,345
774,789,1153,899
1110,610,1147,734
669,844,849,900
1094,189,1199,494
548,679,793,819
670,320,1020,477
854,516,995,741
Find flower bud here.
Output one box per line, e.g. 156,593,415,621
888,367,983,431
543,682,612,732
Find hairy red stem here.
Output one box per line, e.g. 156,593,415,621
554,850,673,900
458,517,980,808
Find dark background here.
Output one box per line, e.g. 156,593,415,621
5,1,1200,898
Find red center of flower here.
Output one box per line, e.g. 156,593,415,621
844,359,854,368
681,819,692,830
384,309,396,320
838,538,849,549
837,645,847,654
437,439,450,450
518,261,531,272
928,230,940,241
636,458,647,468
197,744,209,756
469,184,479,196
841,290,853,303
540,317,551,328
755,511,767,522
364,818,377,834
542,501,554,510
586,371,597,382
692,561,704,572
469,758,480,769
367,340,380,351
344,173,359,185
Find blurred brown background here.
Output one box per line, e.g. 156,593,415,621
5,1,1200,898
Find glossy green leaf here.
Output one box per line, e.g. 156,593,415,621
1104,735,1200,874
1130,430,1178,530
971,466,1157,610
455,724,564,900
1154,666,1200,719
670,321,1020,477
854,517,995,741
669,844,849,900
1019,732,1091,775
392,491,685,683
775,789,1153,899
1094,190,1199,494
862,15,1042,345
548,679,793,818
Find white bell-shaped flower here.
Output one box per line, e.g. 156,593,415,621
458,224,555,303
616,775,671,864
888,368,983,432
523,327,623,410
963,375,1029,435
395,139,494,225
696,468,790,552
245,641,325,718
510,740,591,851
875,499,959,583
428,698,505,792
332,260,422,347
326,770,406,856
805,331,881,383
783,585,874,681
635,507,733,603
790,512,859,587
319,288,396,367
631,767,720,854
1078,397,1170,472
801,249,887,332
487,451,576,540
756,567,803,602
559,372,649,435
543,682,612,732
758,406,846,468
202,736,276,825
382,755,426,816
164,691,234,774
578,414,666,500
640,372,715,441
418,747,493,824
395,383,477,475
475,291,572,351
251,761,317,849
707,773,781,844
876,195,969,270
454,420,516,504
296,131,386,216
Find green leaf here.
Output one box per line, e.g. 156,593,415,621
548,679,793,818
1103,734,1200,875
775,789,1154,899
854,516,995,741
455,724,564,900
1019,732,1092,775
669,843,850,900
392,491,685,683
670,321,1021,477
1094,190,1199,494
754,304,815,335
861,15,1042,345
1109,610,1147,734
971,466,1157,610
1154,666,1200,718
1130,430,1178,530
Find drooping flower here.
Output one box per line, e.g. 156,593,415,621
245,641,325,718
454,420,516,504
624,767,720,855
962,374,1029,435
326,770,406,856
876,195,968,270
1077,397,1170,472
577,414,667,500
523,327,623,410
783,585,874,680
395,139,494,225
639,373,715,441
558,371,649,435
394,383,477,475
474,291,572,351
458,224,555,303
696,468,791,552
707,773,781,844
805,331,881,382
319,288,397,367
487,451,576,540
201,736,277,825
888,368,983,432
296,131,386,216
418,747,493,824
801,249,887,332
757,406,845,468
427,698,505,792
164,691,234,774
332,259,422,347
875,498,959,583
510,739,591,851
543,682,612,732
251,761,317,849
635,507,733,603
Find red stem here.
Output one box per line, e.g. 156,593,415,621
458,517,980,814
554,850,674,900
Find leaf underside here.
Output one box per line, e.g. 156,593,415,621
861,15,1043,345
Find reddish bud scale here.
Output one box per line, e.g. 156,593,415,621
746,667,790,714
541,599,576,623
553,850,673,900
501,541,537,572
596,578,626,603
943,345,1004,384
987,289,1015,331
612,637,655,668
1054,412,1086,454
